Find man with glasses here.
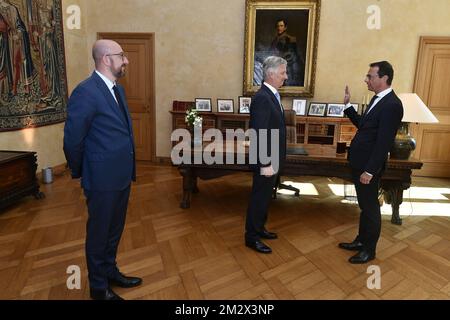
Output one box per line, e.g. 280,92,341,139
64,40,141,300
339,61,403,264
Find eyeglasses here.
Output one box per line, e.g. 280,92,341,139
106,52,126,60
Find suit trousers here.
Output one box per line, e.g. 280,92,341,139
352,170,381,253
245,172,277,242
83,186,131,289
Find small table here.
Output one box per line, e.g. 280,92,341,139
176,144,423,225
0,151,44,210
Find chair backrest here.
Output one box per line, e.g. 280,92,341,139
284,109,297,143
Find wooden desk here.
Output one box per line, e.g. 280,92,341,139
175,144,423,225
0,151,44,210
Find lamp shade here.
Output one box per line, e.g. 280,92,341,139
398,93,439,123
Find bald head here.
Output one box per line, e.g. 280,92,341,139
92,39,128,81
92,39,120,67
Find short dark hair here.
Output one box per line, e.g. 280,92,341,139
370,61,394,85
276,19,287,27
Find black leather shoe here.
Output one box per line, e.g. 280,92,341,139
258,230,278,240
90,288,123,300
245,240,272,254
338,240,364,251
108,272,143,288
348,250,375,264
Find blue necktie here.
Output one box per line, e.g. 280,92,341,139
275,92,283,114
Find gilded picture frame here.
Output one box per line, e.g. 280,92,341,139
243,0,321,97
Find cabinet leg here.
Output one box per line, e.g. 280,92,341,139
192,177,199,194
34,191,45,200
179,167,194,209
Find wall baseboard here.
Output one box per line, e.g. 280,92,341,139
155,157,172,165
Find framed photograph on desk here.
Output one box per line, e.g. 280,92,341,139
238,96,251,114
308,102,326,116
292,99,307,115
217,99,234,113
326,103,345,117
195,98,212,112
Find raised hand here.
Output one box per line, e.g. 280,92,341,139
344,85,351,104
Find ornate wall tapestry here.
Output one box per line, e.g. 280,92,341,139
0,0,67,131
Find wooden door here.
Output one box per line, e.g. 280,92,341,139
98,33,156,161
411,36,450,177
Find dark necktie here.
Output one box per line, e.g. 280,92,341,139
112,85,130,126
275,91,284,114
363,95,378,116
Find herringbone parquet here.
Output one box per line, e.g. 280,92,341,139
0,163,449,300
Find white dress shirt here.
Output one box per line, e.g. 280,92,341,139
264,82,283,112
95,70,118,103
344,87,392,114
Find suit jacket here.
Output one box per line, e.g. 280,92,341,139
344,90,403,175
249,83,286,173
63,71,136,191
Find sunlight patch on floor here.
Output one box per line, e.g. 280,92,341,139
277,182,319,196
381,202,450,217
327,184,450,217
402,187,450,200
328,184,355,197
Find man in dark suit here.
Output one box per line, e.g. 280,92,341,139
245,56,287,254
64,40,142,300
340,61,403,264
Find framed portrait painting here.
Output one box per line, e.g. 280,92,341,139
0,0,68,131
243,0,321,97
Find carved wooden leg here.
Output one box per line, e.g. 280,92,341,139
192,176,199,194
179,167,194,209
34,191,45,199
383,186,404,225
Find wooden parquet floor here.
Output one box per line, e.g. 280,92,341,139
0,162,449,300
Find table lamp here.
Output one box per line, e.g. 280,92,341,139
390,93,439,160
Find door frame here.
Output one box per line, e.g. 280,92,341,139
97,32,156,162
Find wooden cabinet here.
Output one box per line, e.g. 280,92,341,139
0,151,43,210
295,116,356,152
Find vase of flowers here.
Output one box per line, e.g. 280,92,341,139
185,108,203,146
